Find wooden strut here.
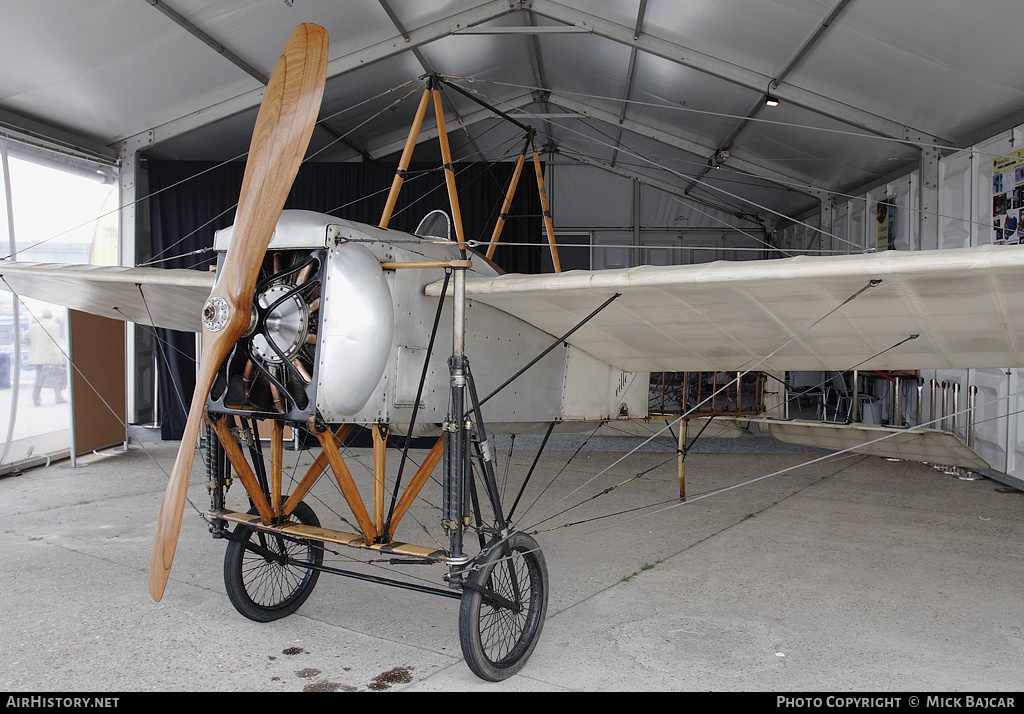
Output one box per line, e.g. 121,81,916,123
486,142,528,260
315,427,378,544
388,437,444,538
281,423,353,517
678,418,688,501
432,87,468,253
531,138,561,273
380,88,431,230
208,417,275,525
380,259,471,270
270,420,284,516
373,423,389,536
485,134,562,272
213,416,446,550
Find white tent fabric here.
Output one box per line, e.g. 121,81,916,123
2,1,1023,221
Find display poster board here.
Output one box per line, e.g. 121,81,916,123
992,148,1024,244
875,196,896,251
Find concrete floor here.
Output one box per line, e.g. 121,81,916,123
1,431,1022,692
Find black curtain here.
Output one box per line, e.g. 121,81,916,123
147,159,544,439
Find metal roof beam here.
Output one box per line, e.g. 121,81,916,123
549,92,822,197
527,0,943,145
122,0,518,148
609,0,646,167
143,0,268,84
144,0,374,158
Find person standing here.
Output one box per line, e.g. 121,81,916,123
26,309,67,406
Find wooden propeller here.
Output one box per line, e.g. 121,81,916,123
148,24,328,601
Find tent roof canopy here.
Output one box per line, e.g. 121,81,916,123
2,0,1022,220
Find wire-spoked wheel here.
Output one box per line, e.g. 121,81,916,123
458,532,548,681
223,501,324,622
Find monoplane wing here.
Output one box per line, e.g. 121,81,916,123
752,417,991,470
428,244,1024,372
0,262,215,333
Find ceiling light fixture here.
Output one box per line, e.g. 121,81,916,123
765,80,780,107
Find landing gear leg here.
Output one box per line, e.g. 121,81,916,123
442,264,549,680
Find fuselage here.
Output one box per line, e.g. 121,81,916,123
212,210,647,436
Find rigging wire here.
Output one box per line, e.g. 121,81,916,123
516,334,923,532
0,78,422,264
140,81,426,269
470,394,1024,580
512,278,883,533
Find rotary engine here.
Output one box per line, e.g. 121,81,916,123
208,249,325,422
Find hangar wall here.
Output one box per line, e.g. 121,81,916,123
540,125,1024,485
547,162,776,272
776,123,1024,485
927,125,1024,484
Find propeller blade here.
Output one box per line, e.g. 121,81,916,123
148,23,328,601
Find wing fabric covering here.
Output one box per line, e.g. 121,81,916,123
0,262,214,332
752,418,991,471
427,245,1024,372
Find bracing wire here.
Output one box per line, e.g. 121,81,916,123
463,392,1024,581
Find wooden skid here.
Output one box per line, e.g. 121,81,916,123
213,510,448,562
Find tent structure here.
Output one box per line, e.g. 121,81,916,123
1,0,1022,226
1,1,1023,477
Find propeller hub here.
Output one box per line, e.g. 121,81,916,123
202,296,230,332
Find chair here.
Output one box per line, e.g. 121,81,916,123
787,371,826,419
823,372,875,422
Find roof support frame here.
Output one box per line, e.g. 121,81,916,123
119,0,518,150
522,8,556,150
548,91,822,198
144,0,370,158
684,0,855,199
143,0,269,84
608,0,647,168
526,0,943,146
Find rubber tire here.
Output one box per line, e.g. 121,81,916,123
223,501,323,622
458,532,548,681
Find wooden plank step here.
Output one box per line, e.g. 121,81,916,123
212,510,448,562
